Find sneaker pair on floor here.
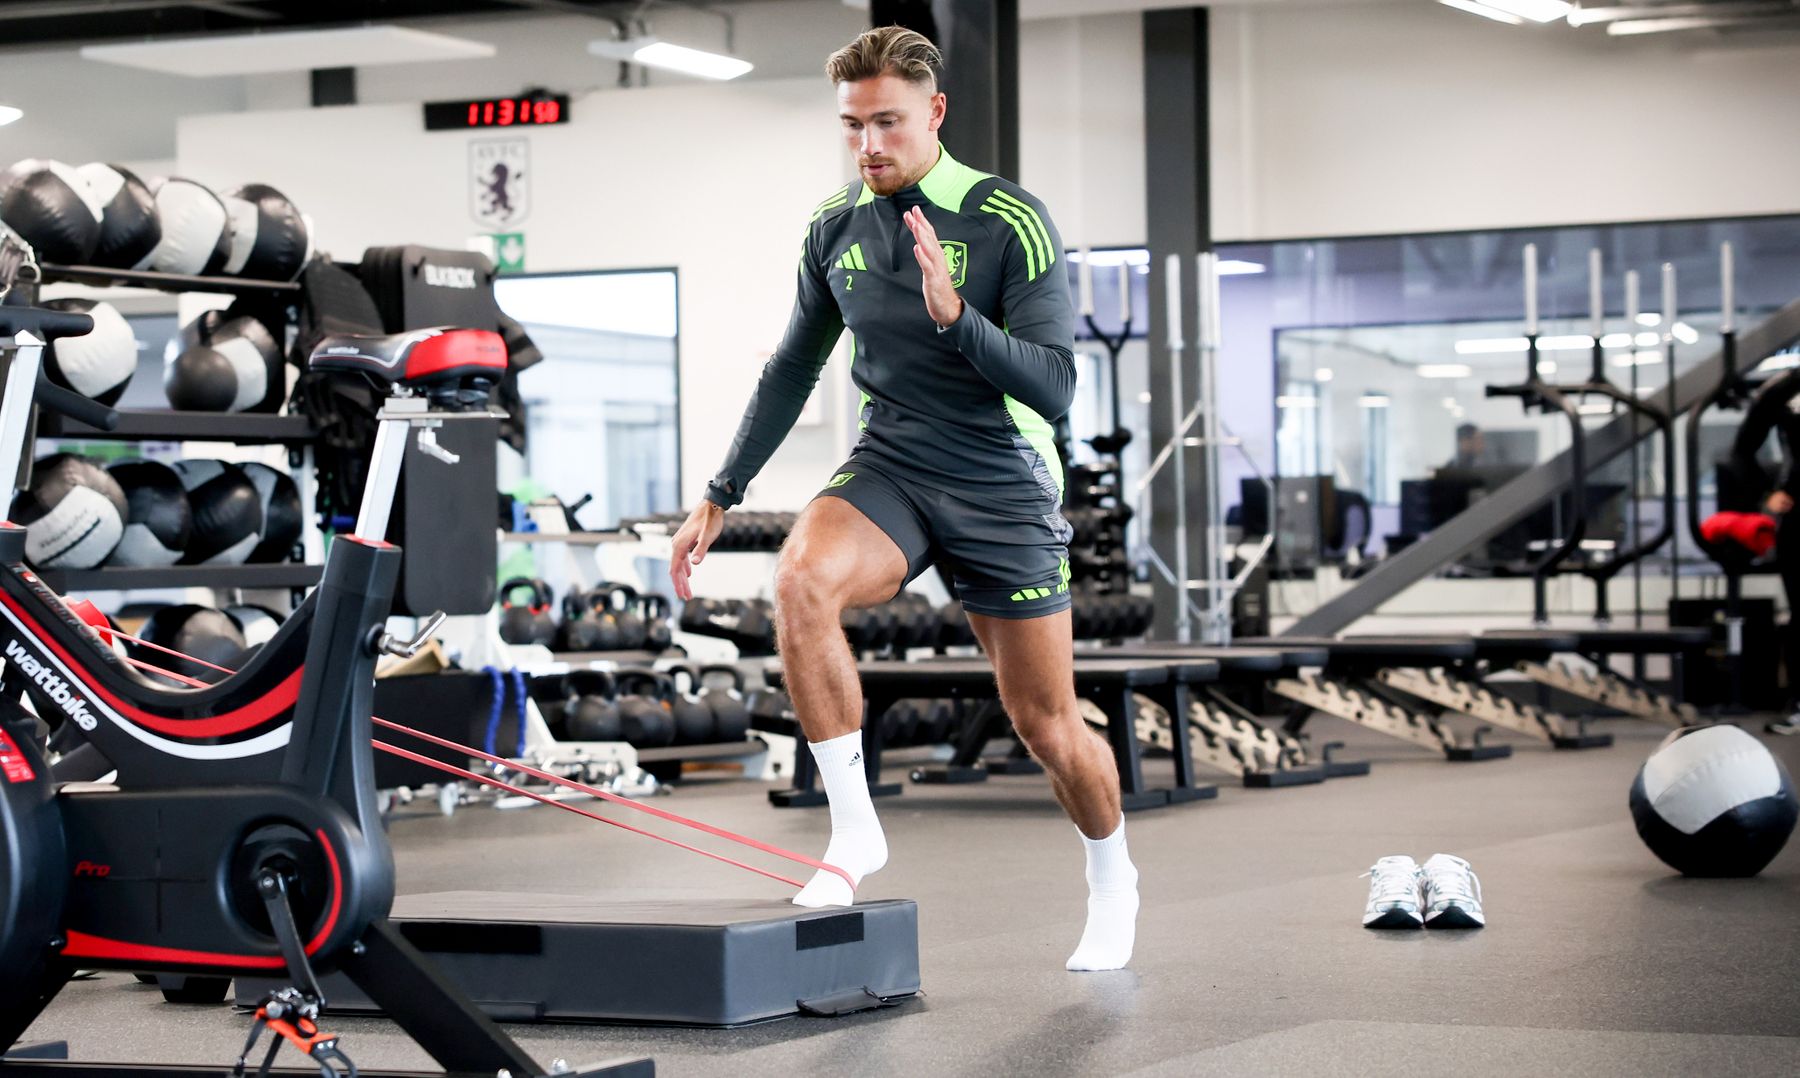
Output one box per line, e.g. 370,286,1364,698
1363,853,1485,929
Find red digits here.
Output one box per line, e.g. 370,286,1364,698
482,101,495,125
498,98,514,125
467,102,478,126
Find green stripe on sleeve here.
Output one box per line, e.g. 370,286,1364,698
987,190,1056,269
981,200,1043,281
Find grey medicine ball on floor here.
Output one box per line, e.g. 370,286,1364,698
164,313,280,412
75,163,160,269
0,159,104,264
1630,724,1798,878
238,462,302,562
170,459,263,565
41,298,137,406
221,183,310,280
137,177,232,276
9,453,126,569
104,459,191,568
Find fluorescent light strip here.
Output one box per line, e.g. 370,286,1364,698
1482,0,1573,21
1671,321,1699,344
1359,395,1391,408
0,106,20,127
1276,396,1318,409
1418,364,1474,379
633,41,753,79
81,26,494,76
1611,352,1664,367
1437,0,1525,24
1314,367,1335,383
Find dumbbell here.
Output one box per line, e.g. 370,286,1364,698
1117,594,1154,637
612,669,676,748
937,600,976,648
498,577,556,646
882,700,922,746
697,664,752,742
892,594,936,651
662,665,719,745
916,699,955,745
562,669,621,741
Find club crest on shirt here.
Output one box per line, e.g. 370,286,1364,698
939,241,968,288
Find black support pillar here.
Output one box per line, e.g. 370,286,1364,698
1143,7,1213,639
869,0,1018,178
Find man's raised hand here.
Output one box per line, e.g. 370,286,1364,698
905,206,963,328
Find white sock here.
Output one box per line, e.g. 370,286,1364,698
1065,818,1139,971
792,731,888,908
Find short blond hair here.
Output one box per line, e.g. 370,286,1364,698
825,26,943,90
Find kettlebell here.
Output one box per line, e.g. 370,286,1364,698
562,669,621,741
698,664,751,743
498,577,556,646
613,669,676,748
664,665,718,745
640,593,673,652
596,583,647,650
556,591,605,652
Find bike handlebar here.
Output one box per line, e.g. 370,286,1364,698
35,376,120,431
0,307,94,342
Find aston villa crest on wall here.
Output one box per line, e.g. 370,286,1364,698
470,138,529,228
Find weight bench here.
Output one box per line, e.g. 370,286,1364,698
1371,630,1613,750
1247,636,1514,762
1500,627,1705,726
1096,644,1369,786
763,658,1220,812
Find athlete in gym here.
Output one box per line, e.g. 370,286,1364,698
668,27,1138,971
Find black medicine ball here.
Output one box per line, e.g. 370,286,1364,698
104,459,191,568
238,462,302,563
221,183,310,280
1630,724,1799,878
41,298,137,406
137,604,245,683
224,604,283,648
75,163,160,269
170,460,263,566
9,453,126,569
0,159,103,264
164,313,280,413
139,177,232,276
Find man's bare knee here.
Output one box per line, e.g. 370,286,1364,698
1014,710,1090,771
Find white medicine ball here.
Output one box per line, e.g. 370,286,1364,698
1629,724,1798,877
41,298,137,405
137,177,232,276
8,453,127,569
76,162,161,269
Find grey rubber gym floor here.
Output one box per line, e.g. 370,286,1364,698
22,715,1800,1077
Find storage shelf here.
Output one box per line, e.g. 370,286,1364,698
635,738,766,764
37,563,322,593
37,408,318,444
40,263,302,296
500,530,637,546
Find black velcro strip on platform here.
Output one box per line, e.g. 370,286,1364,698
796,911,864,951
400,921,543,955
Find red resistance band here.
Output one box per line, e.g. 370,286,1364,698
80,630,853,892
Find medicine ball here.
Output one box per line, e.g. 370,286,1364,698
237,462,302,562
104,459,190,568
223,604,283,647
40,298,136,406
221,184,309,280
164,314,279,413
170,460,262,565
1630,724,1798,877
137,177,232,276
137,604,244,683
0,159,103,264
75,163,160,269
9,453,126,569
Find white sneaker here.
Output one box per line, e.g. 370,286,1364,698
1420,853,1485,928
1766,714,1800,736
1362,855,1423,929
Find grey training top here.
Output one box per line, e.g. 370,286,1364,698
705,146,1075,513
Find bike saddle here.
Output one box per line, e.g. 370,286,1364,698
308,327,507,389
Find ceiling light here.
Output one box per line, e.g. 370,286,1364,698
1612,352,1664,367
1359,395,1391,408
81,26,494,76
1636,312,1661,326
1456,336,1528,355
1607,15,1745,35
1437,0,1526,25
0,106,20,127
589,37,753,80
1578,402,1616,416
1419,364,1474,379
1275,396,1318,409
1671,321,1699,344
1484,0,1573,20
1315,367,1334,383
1218,259,1266,276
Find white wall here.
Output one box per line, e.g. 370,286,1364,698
178,78,856,512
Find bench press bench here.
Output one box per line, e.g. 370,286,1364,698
762,657,1220,812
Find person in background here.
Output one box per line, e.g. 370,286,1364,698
1447,423,1485,469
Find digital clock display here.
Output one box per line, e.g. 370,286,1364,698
423,93,570,131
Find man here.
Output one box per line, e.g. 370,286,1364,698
668,26,1138,972
1448,423,1485,469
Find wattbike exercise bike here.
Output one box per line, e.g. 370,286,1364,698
0,305,652,1077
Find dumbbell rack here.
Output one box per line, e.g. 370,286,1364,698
16,263,325,600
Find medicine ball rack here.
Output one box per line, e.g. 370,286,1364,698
16,261,323,597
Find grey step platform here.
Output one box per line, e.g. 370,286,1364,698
237,892,920,1027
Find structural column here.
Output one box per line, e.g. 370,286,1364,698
1143,7,1213,638
869,0,1018,178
